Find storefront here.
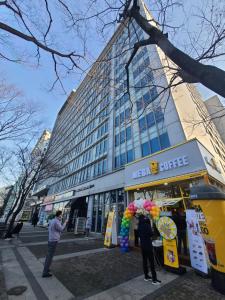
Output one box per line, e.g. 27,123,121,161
124,139,225,206
38,169,126,233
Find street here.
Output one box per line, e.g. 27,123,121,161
0,223,224,300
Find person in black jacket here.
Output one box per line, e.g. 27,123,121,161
138,215,161,285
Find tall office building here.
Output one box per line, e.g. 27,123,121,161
36,1,225,232
204,96,225,145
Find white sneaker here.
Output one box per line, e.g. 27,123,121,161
152,280,161,285
144,275,152,282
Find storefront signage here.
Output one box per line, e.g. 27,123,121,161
75,184,95,193
55,191,74,201
44,195,55,203
45,204,53,212
132,156,189,179
186,209,208,274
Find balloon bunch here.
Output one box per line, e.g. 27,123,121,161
120,202,137,253
120,199,160,253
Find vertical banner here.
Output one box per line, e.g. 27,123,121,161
163,239,179,268
104,211,116,247
186,209,208,274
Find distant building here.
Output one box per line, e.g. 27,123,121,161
35,0,225,231
205,96,225,145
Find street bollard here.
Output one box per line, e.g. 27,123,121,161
190,184,225,295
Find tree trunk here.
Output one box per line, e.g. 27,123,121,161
131,7,225,98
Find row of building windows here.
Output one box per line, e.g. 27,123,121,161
115,108,131,127
138,107,164,132
115,127,132,146
49,158,108,195
115,149,134,168
141,132,170,157
136,87,158,111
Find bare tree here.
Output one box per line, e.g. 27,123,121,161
3,144,60,238
0,0,224,97
0,79,41,142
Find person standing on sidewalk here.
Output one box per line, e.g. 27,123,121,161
138,215,161,285
42,210,68,278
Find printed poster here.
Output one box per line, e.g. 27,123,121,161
186,209,208,274
104,211,117,247
163,238,179,268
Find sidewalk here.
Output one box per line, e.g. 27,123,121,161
0,223,225,299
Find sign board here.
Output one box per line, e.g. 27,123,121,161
186,209,208,274
125,140,207,188
104,211,117,247
163,239,179,268
74,217,86,234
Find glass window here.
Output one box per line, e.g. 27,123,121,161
115,155,120,168
143,91,151,106
160,132,170,149
141,142,150,157
120,111,125,124
115,116,119,127
146,112,155,128
150,86,158,100
150,137,160,153
125,108,131,120
139,117,147,132
120,130,125,144
126,126,131,141
155,107,164,122
115,134,120,147
136,100,143,112
103,159,107,173
127,149,134,163
120,152,126,166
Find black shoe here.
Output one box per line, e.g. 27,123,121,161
152,279,161,285
42,273,52,278
144,275,152,281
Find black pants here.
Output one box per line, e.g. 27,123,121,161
141,247,157,281
178,230,187,255
134,229,139,247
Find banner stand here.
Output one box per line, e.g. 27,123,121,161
104,211,117,248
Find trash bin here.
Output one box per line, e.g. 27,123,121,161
190,184,225,295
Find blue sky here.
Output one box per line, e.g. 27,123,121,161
1,0,224,133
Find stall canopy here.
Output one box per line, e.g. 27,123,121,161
154,197,183,207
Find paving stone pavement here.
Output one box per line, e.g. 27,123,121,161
142,270,225,300
28,239,104,258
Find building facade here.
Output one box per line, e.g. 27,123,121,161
36,1,225,232
204,95,225,145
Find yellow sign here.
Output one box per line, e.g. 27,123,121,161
193,202,225,273
163,239,179,268
157,217,177,240
104,211,115,247
150,160,159,174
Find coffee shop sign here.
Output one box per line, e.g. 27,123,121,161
132,156,189,179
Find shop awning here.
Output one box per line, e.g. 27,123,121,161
125,170,207,191
154,197,183,207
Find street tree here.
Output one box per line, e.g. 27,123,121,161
3,144,59,238
0,79,41,142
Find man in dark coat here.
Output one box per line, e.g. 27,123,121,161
138,215,161,285
31,211,39,227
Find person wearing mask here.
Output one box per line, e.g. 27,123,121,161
138,215,161,285
42,210,68,278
